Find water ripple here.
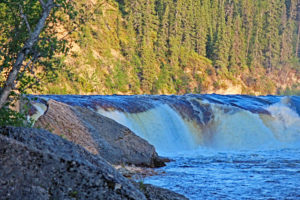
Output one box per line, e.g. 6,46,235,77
145,149,300,200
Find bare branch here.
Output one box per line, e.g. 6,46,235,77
19,5,32,34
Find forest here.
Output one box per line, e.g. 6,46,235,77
111,0,300,94
1,0,300,96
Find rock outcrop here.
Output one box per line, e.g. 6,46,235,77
0,127,146,200
0,127,188,200
33,99,165,168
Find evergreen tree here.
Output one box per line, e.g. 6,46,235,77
263,0,282,71
229,15,247,73
139,0,159,92
248,0,265,69
279,1,293,66
213,1,231,73
193,0,208,57
156,0,170,62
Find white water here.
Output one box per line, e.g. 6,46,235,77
97,99,300,154
97,104,200,154
208,105,277,150
264,101,300,144
30,102,47,123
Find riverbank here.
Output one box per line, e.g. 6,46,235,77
0,97,188,199
0,126,187,200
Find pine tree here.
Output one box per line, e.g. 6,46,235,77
139,0,159,92
263,0,282,71
248,0,266,69
280,1,293,67
213,0,231,73
240,0,255,61
229,15,247,73
193,0,208,57
156,0,170,62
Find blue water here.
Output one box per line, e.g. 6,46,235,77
145,149,300,200
31,94,300,199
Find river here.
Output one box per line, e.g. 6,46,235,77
32,94,300,199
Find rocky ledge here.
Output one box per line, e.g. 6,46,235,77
33,99,165,168
0,127,188,200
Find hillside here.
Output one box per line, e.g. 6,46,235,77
42,0,300,95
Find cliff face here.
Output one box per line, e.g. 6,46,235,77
40,0,300,96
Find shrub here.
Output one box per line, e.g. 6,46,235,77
0,107,28,127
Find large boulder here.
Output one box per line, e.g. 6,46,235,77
34,99,165,167
0,127,146,200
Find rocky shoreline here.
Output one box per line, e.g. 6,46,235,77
0,99,188,199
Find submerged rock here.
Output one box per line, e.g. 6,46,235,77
0,127,146,200
34,99,165,168
132,181,188,200
114,164,161,179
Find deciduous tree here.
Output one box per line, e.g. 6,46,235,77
0,0,76,109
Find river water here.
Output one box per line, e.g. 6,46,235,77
32,94,300,199
145,149,300,199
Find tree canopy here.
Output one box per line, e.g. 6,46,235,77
0,0,77,125
45,0,299,95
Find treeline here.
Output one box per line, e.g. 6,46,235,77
43,0,300,95
117,0,300,93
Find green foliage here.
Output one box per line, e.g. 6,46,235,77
114,0,300,94
0,0,80,126
0,107,27,127
279,84,300,95
0,95,34,127
12,0,299,95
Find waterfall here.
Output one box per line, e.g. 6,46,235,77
31,95,300,154
97,104,201,154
